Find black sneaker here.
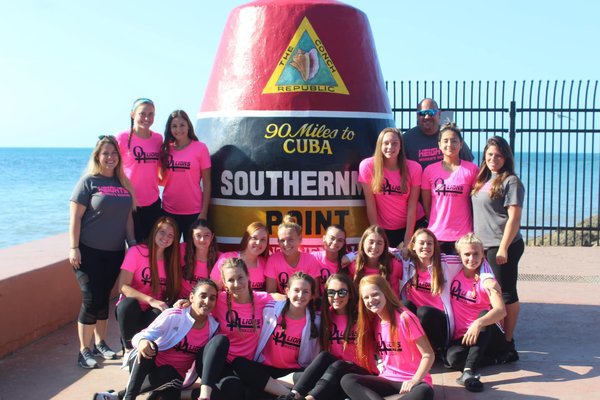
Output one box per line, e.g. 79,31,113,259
498,339,519,364
93,340,117,360
456,370,483,392
78,347,98,369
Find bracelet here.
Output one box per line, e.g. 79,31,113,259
127,239,137,246
71,247,79,249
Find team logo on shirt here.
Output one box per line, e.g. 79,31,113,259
225,309,261,332
141,267,167,287
278,272,289,290
329,322,356,345
381,178,407,195
272,326,302,349
433,178,464,196
450,279,477,303
409,279,431,293
376,332,402,353
98,186,130,197
174,335,203,354
320,268,331,285
132,146,159,164
166,155,191,172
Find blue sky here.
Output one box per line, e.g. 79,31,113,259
1,0,597,148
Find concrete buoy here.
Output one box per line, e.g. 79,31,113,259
197,0,394,249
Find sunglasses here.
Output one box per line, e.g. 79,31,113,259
417,109,439,117
326,288,349,298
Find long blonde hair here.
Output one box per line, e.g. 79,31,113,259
86,135,137,209
371,128,410,194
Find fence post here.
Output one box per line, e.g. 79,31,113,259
509,100,516,153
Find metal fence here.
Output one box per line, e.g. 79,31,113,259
388,80,600,246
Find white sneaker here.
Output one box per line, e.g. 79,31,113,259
92,390,118,400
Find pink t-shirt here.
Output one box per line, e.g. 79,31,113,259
119,245,167,311
348,258,403,295
450,270,494,339
405,268,444,311
155,321,210,377
210,251,267,292
179,243,221,298
116,130,162,207
376,310,432,386
264,252,321,294
311,250,341,296
358,157,425,230
421,161,479,241
328,312,359,364
161,141,211,215
213,291,271,362
261,314,306,369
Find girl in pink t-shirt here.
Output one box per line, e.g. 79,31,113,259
116,98,163,243
211,221,270,292
349,225,402,295
421,123,479,254
341,275,434,400
95,280,236,400
232,272,320,398
159,110,212,241
359,127,425,248
282,273,368,400
445,233,507,393
310,225,352,296
116,216,182,352
180,219,220,299
265,215,321,294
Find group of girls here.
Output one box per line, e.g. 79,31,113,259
71,97,524,398
361,124,525,367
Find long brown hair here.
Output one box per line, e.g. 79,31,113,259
221,258,256,332
319,273,357,351
356,275,412,373
354,225,392,285
127,98,154,150
472,136,516,199
371,128,410,194
183,219,219,281
146,216,181,305
281,271,319,339
407,228,444,295
159,109,199,173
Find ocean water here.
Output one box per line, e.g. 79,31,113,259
0,148,598,249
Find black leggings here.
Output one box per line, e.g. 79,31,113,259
340,374,433,400
486,239,524,304
403,301,448,352
162,211,199,243
232,356,301,397
445,311,506,371
439,241,457,255
292,351,370,400
132,197,162,243
74,243,124,324
123,335,234,400
116,297,162,349
384,217,428,248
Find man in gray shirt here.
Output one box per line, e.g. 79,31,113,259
403,98,474,168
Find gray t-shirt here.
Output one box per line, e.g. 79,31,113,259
472,174,525,248
71,174,133,251
403,126,474,169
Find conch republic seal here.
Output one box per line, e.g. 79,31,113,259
197,0,394,250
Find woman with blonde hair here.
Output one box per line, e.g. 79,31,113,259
69,135,136,368
358,127,425,247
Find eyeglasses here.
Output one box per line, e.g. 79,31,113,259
326,288,349,298
417,109,439,117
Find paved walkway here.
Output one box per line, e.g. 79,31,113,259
1,247,599,400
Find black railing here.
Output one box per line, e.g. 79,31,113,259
388,80,600,246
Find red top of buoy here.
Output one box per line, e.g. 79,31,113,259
200,0,390,114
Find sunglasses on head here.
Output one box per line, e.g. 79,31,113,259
326,288,349,298
417,109,439,117
98,135,116,140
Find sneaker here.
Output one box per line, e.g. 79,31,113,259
498,339,519,364
78,347,98,369
121,350,131,369
456,370,483,392
93,340,117,360
92,390,119,400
